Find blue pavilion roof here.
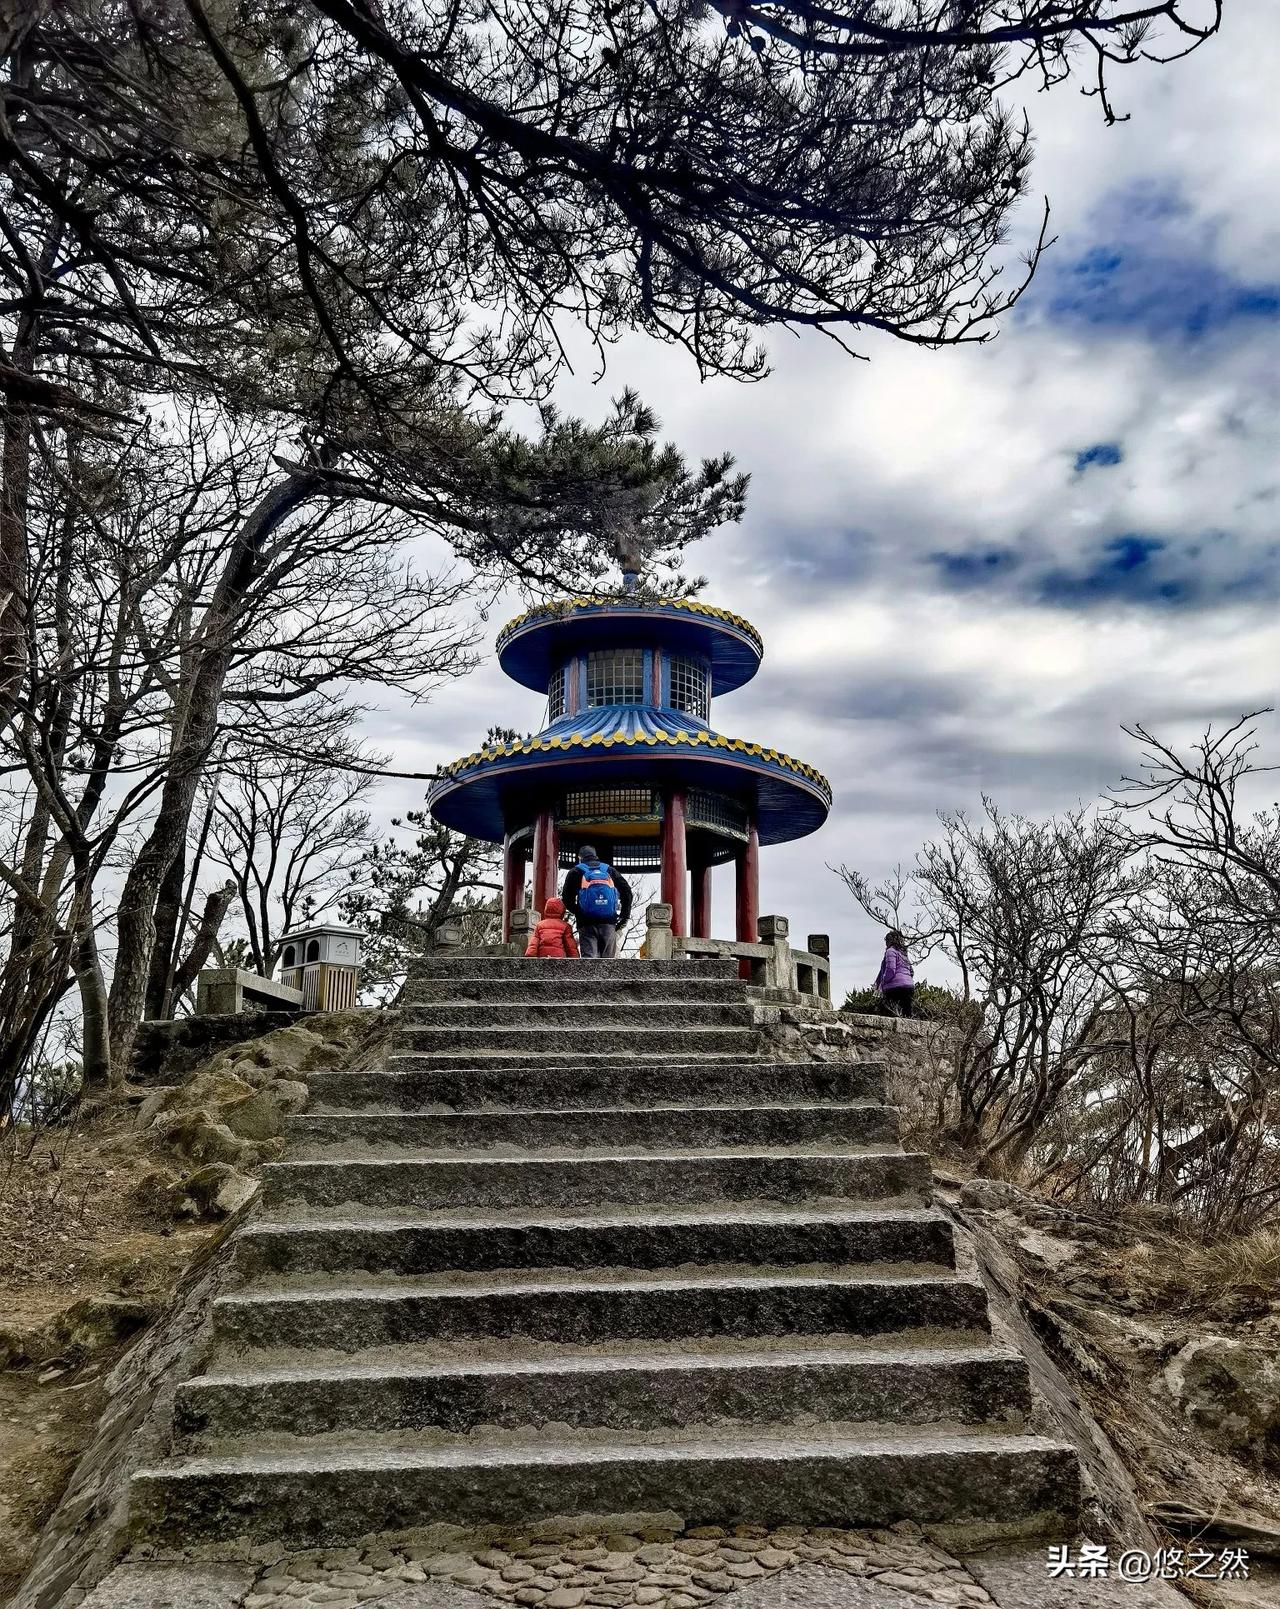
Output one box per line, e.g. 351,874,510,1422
496,596,763,695
427,703,831,846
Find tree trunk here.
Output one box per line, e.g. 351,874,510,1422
0,368,32,711
107,472,320,1072
75,925,112,1089
0,943,74,1118
144,847,187,1020
0,0,52,58
171,881,237,1006
0,123,58,713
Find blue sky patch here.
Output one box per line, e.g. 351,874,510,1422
923,531,1277,611
929,548,1020,586
1037,535,1193,605
1075,442,1123,472
1030,183,1280,340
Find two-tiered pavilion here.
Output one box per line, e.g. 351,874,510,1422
426,592,832,943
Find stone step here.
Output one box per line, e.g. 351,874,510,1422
131,1425,1080,1546
213,1267,991,1352
403,977,752,1005
260,1149,933,1213
408,957,741,980
390,1026,760,1055
286,1100,902,1154
314,1060,887,1111
399,1001,757,1028
235,1202,954,1280
174,1339,1033,1447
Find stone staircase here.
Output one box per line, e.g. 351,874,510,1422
131,957,1080,1547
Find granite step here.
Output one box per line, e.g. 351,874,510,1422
399,1000,757,1028
234,1202,954,1280
407,957,741,980
132,1425,1080,1546
213,1267,991,1352
286,1100,902,1154
316,1060,887,1110
391,1026,760,1055
173,1339,1034,1447
260,1148,934,1213
402,976,751,1005
127,953,1083,1551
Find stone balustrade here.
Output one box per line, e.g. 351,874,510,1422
647,905,831,1005
194,967,303,1016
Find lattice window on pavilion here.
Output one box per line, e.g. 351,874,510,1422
668,654,710,721
686,787,749,841
603,843,662,873
560,786,658,825
557,839,661,873
585,648,645,706
547,662,568,721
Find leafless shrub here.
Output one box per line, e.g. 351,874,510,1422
839,716,1280,1235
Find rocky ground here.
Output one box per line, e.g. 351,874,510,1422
944,1175,1280,1605
0,1012,383,1605
0,1106,217,1605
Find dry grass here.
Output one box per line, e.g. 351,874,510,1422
0,1104,216,1364
1140,1224,1280,1307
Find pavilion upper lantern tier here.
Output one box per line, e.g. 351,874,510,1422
426,594,832,942
497,594,765,710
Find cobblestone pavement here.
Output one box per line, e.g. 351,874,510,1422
234,1521,996,1609
85,1543,1200,1609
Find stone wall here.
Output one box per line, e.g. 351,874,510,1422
758,1006,955,1145
838,1013,956,1143
757,1002,861,1060
135,1013,390,1220
131,1012,311,1086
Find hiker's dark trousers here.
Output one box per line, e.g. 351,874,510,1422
578,919,618,958
882,986,915,1018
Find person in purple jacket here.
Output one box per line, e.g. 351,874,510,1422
874,929,915,1017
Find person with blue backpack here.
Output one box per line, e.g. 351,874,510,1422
561,844,633,959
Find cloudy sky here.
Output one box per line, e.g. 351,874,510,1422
367,1,1280,997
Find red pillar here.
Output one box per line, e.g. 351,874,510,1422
735,818,760,947
691,858,713,939
501,835,527,940
661,788,688,938
531,809,559,913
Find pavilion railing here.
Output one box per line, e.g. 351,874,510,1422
644,905,831,1004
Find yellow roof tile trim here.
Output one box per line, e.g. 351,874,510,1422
437,726,832,804
496,596,763,656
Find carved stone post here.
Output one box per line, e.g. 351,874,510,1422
758,913,791,990
645,902,675,962
434,918,463,952
808,933,831,1001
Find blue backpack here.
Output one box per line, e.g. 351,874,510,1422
576,861,619,920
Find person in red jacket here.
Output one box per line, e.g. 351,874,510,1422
524,896,580,958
